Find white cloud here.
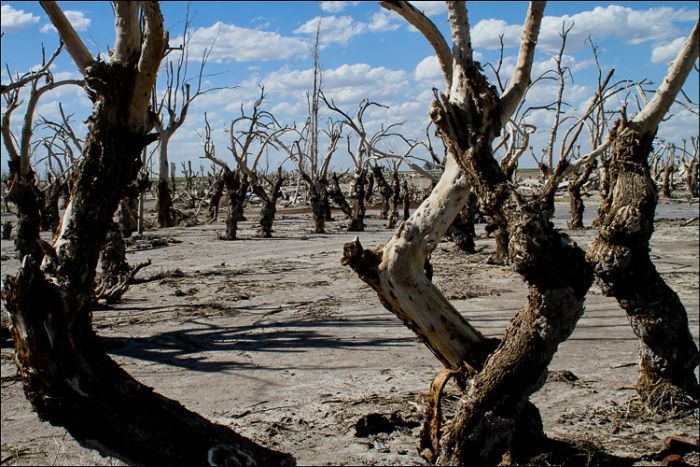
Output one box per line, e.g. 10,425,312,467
295,12,402,47
368,10,402,32
471,5,698,53
415,55,442,82
651,37,687,64
472,19,522,49
408,1,447,17
295,15,366,46
40,10,91,33
321,1,360,14
177,21,310,62
1,4,40,33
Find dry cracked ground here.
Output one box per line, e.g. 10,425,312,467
1,194,698,466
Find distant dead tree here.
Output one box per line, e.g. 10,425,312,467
679,136,698,197
1,42,82,259
2,2,293,464
153,10,216,228
587,19,700,412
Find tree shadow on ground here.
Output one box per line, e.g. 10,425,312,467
521,436,638,466
99,315,413,373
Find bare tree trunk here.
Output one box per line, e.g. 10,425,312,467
402,179,410,221
687,160,698,197
328,172,352,218
567,159,596,229
661,162,673,198
387,170,401,229
364,170,374,206
349,168,367,232
307,177,328,234
208,176,224,223
118,197,138,237
156,134,175,228
372,166,392,220
221,169,246,240
255,170,284,238
41,180,62,234
6,171,44,261
587,124,699,410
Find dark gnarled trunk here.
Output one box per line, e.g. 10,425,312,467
255,170,284,238
587,124,699,410
328,172,352,219
567,159,596,230
449,189,477,253
221,169,247,240
387,171,401,229
349,168,367,232
156,178,174,228
372,166,392,220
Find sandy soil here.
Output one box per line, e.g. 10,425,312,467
1,193,698,466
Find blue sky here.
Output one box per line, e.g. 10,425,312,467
1,1,698,176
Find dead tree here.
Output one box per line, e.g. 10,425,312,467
153,12,215,228
1,43,82,260
402,178,410,221
252,167,285,238
587,19,700,411
328,171,353,219
343,2,607,464
680,137,699,197
387,163,402,229
2,2,293,464
567,156,597,229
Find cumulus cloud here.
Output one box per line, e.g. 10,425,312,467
471,5,697,52
294,12,402,46
40,10,91,33
651,37,687,64
1,4,40,33
321,1,360,14
174,22,310,62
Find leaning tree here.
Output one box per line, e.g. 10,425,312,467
2,2,293,465
587,18,700,411
341,1,635,464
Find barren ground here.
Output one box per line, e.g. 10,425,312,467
1,193,698,466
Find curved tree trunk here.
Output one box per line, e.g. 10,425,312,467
587,124,699,410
